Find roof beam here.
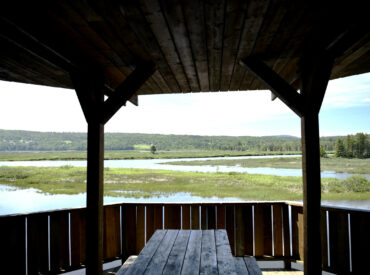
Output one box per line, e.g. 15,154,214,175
101,61,157,124
240,57,304,117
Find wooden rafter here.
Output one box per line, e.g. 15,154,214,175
240,57,304,117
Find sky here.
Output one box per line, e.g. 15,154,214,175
0,73,369,137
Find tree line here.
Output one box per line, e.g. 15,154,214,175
0,129,364,154
335,133,370,158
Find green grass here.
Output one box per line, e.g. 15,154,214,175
165,156,370,174
1,166,369,201
0,150,300,161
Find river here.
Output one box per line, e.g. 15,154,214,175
1,155,369,215
1,154,369,179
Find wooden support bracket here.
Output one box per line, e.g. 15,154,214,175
101,61,157,124
240,57,304,117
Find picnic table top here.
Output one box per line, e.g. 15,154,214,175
119,229,261,275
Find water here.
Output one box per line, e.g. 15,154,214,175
1,154,369,179
1,155,369,215
0,185,244,216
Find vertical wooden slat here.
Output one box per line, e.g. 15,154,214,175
201,205,207,229
136,205,145,254
235,204,253,256
50,211,70,272
254,205,264,257
320,210,329,269
165,205,181,229
263,205,272,256
226,204,235,255
182,205,191,229
207,205,216,229
216,205,226,229
291,206,304,260
122,205,136,259
146,204,163,242
191,204,200,229
27,213,49,275
103,205,121,260
351,211,370,273
273,204,283,257
329,211,350,273
282,204,291,258
0,216,26,275
70,208,86,268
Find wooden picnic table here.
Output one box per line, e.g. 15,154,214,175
118,229,261,275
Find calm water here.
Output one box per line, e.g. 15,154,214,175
1,154,369,179
1,155,369,215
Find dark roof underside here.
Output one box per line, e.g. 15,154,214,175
1,0,369,96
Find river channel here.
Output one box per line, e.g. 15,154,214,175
1,155,369,215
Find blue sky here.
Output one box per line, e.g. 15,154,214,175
0,73,369,137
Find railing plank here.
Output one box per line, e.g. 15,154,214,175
70,208,86,268
226,205,235,255
320,210,329,270
282,204,290,257
27,213,49,274
191,204,200,229
182,205,191,229
273,204,283,257
201,205,216,229
136,205,145,254
146,204,163,241
254,204,272,256
291,206,303,260
104,205,121,259
122,205,137,259
351,211,370,273
216,205,226,229
50,211,70,272
165,205,181,229
0,216,26,275
235,204,253,256
329,211,350,273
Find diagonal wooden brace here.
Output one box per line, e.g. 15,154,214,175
240,57,305,117
101,61,157,124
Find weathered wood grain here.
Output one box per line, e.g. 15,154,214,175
200,230,218,274
162,230,190,275
181,230,202,275
125,230,166,275
215,230,237,275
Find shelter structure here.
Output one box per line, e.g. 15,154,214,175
1,1,369,274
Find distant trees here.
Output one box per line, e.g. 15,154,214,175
335,133,370,158
150,144,157,154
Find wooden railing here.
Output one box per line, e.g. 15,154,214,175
0,202,369,274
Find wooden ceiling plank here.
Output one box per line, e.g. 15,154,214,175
229,0,270,91
139,0,190,93
181,0,209,92
204,0,226,91
220,0,248,91
161,0,200,92
331,36,370,78
119,1,180,93
0,35,71,88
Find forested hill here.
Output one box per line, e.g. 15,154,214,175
0,129,340,152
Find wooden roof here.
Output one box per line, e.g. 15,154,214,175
1,0,369,97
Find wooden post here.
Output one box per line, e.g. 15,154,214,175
300,52,333,274
86,120,104,275
240,54,333,274
71,61,156,275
